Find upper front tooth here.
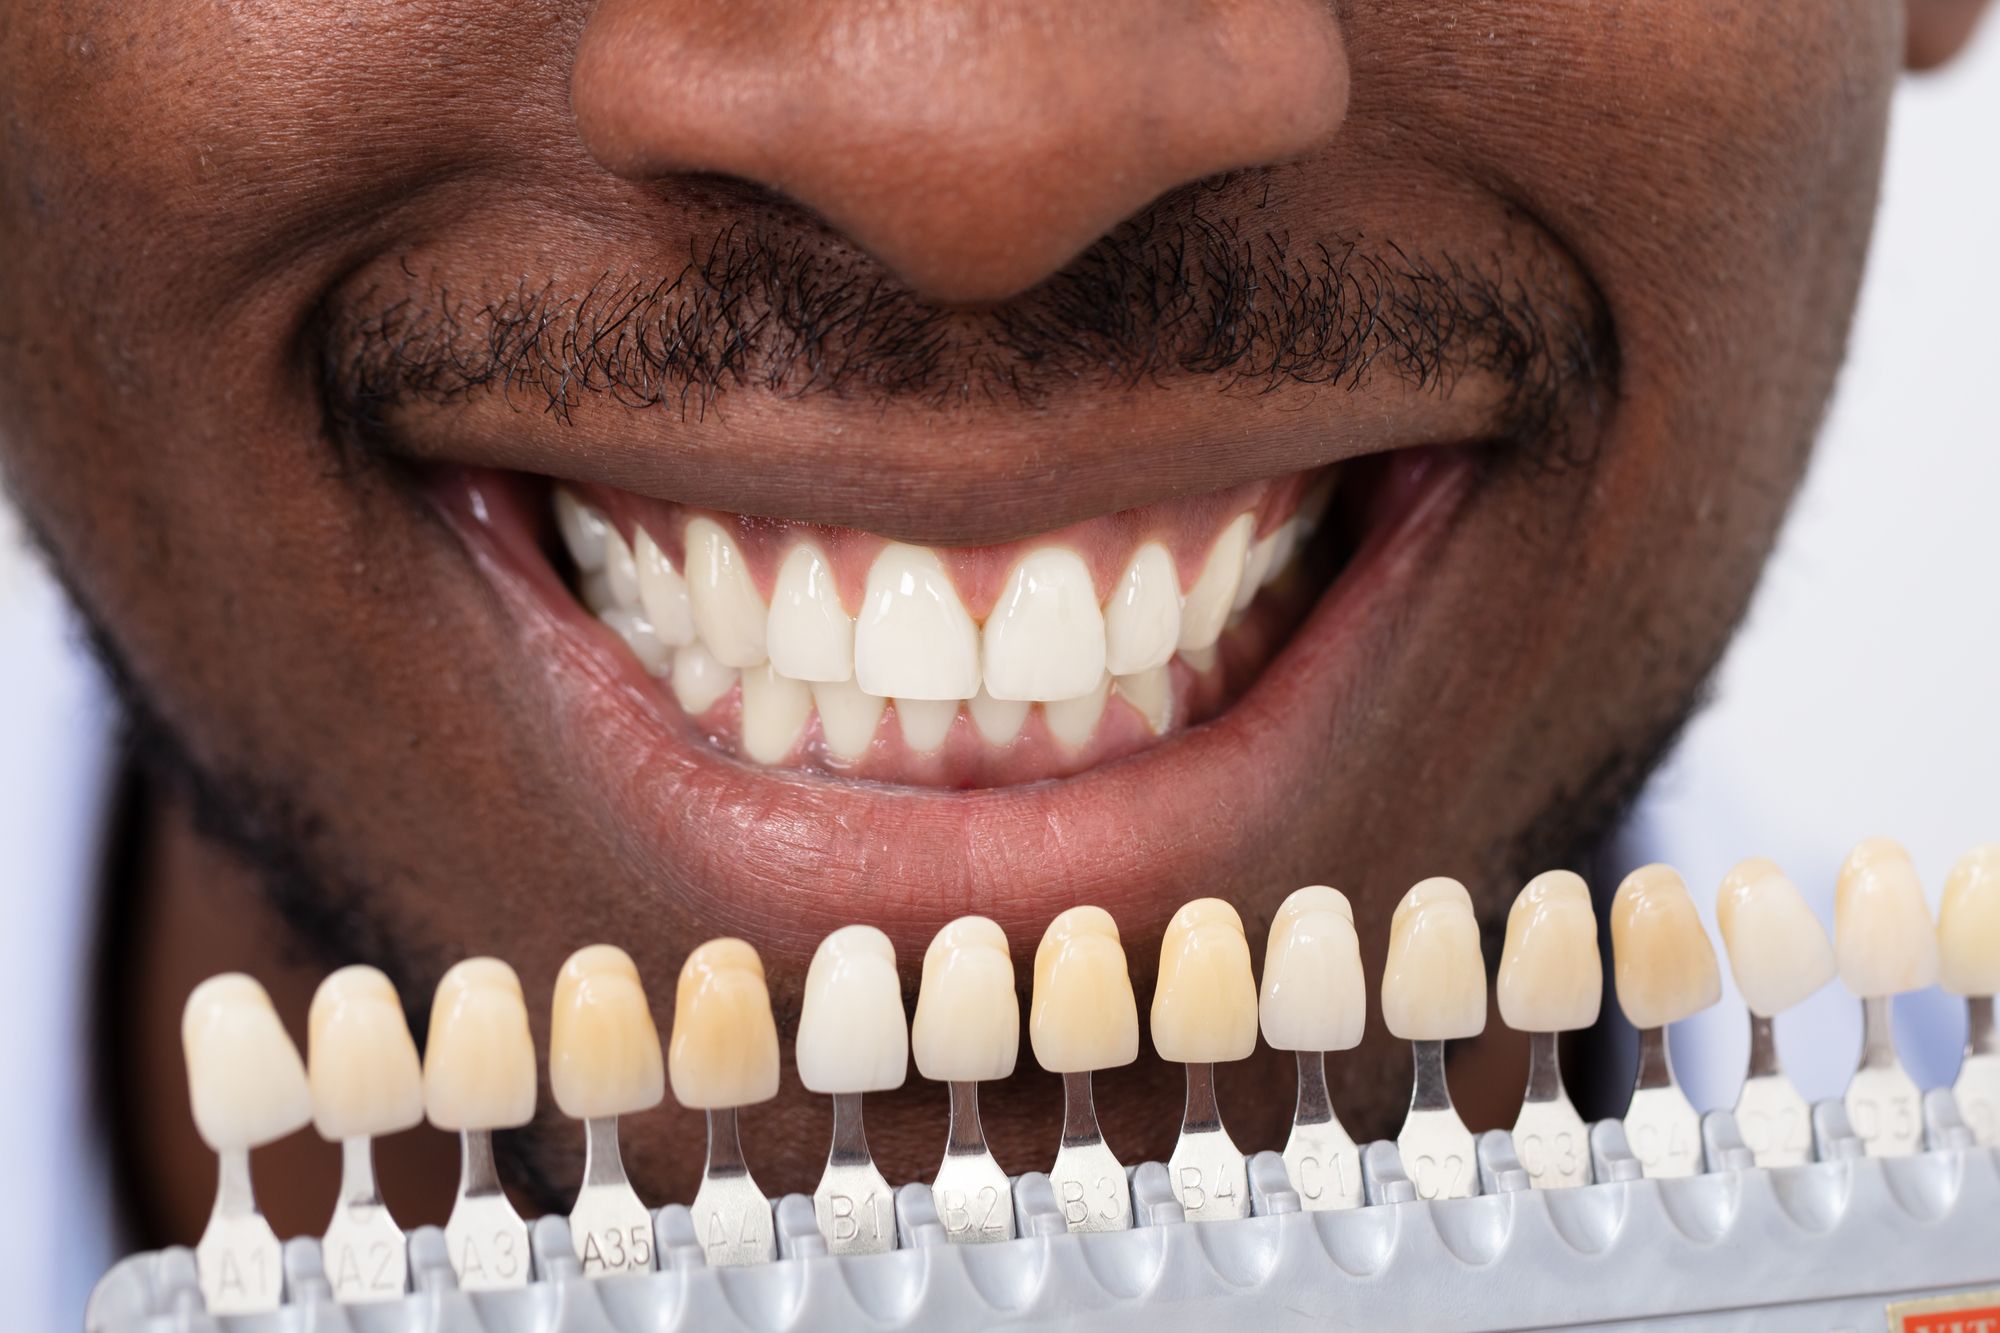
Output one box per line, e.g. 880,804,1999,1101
307,965,424,1142
811,678,886,760
1150,898,1258,1064
855,543,980,699
550,944,665,1121
1043,673,1111,749
912,916,1020,1082
1177,512,1253,651
423,958,537,1133
182,974,312,1153
1104,542,1180,675
982,547,1106,701
554,488,610,571
1381,877,1487,1041
1834,837,1941,997
1940,844,2000,996
767,543,854,682
669,938,780,1109
1715,858,1835,1017
1258,885,1365,1053
1610,865,1721,1028
1496,870,1602,1033
634,526,696,647
796,926,908,1094
604,525,641,609
1031,906,1139,1073
739,665,812,764
685,517,769,668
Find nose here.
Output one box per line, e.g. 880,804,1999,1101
571,1,1350,304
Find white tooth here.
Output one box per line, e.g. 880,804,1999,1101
855,543,980,699
580,569,619,616
767,543,854,682
981,547,1105,701
1940,844,2000,997
896,697,958,752
554,488,610,571
1610,864,1722,1028
670,640,739,714
1835,837,1941,997
1043,673,1110,749
810,678,886,760
914,917,1020,1082
1380,877,1488,1042
967,688,1029,745
634,526,696,647
1113,667,1172,736
1104,542,1181,675
796,926,909,1094
1177,512,1253,650
685,517,768,667
1715,858,1835,1017
308,965,425,1142
739,665,812,764
1258,885,1365,1053
1233,528,1277,611
604,525,641,610
598,608,672,675
182,974,312,1153
1178,643,1218,674
1496,870,1602,1033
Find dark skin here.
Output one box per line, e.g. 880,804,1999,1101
0,0,1988,1246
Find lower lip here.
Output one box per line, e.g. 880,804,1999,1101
432,449,1477,949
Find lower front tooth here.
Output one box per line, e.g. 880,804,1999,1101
599,609,671,676
670,641,738,714
968,688,1029,745
1113,667,1171,736
739,666,811,764
811,678,886,760
1043,674,1111,749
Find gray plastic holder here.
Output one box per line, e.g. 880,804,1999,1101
89,1132,2000,1332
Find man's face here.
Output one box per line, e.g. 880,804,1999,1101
0,2,1900,1218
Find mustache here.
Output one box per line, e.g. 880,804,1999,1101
318,198,1616,450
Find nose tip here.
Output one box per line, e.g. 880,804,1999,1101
571,2,1350,304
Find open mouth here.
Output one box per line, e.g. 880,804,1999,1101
437,450,1455,790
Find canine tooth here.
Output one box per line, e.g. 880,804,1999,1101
1177,512,1253,651
1044,673,1111,749
1032,907,1135,1232
183,975,310,1315
1836,837,1940,997
1104,542,1180,675
426,959,536,1291
672,940,782,1266
896,697,957,752
670,641,738,714
1155,898,1255,1222
968,688,1029,745
1611,864,1721,1029
309,966,423,1143
767,543,854,682
554,488,610,571
634,527,695,647
1498,870,1602,1034
856,542,980,699
913,917,1018,1081
1941,844,2000,996
798,926,908,1093
1114,667,1173,736
1716,858,1835,1017
1233,528,1277,611
685,517,768,667
1260,885,1365,1053
811,677,886,760
554,945,661,1276
604,525,641,610
1261,886,1365,1209
739,665,812,763
983,547,1106,701
599,608,671,675
1381,877,1487,1041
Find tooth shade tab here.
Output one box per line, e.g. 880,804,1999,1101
1032,906,1140,1073
1259,885,1365,1052
182,974,312,1153
1835,837,1941,998
1151,898,1258,1064
1716,858,1836,1017
1610,865,1721,1029
797,926,908,1094
856,543,980,699
1497,870,1602,1034
1381,877,1487,1042
982,547,1107,701
767,543,854,682
1940,844,2000,996
307,965,424,1142
550,944,665,1121
670,938,781,1109
913,916,1019,1082
424,958,537,1132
